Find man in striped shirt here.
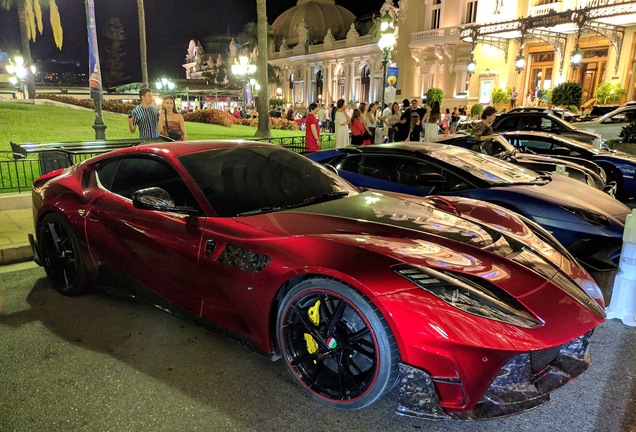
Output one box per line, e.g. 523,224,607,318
128,88,160,139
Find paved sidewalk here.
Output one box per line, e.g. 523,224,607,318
0,193,33,265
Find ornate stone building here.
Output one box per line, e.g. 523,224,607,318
185,0,636,109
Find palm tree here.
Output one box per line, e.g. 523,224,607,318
0,0,63,99
255,0,271,138
136,0,148,86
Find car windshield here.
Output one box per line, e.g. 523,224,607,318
429,146,541,185
179,146,359,217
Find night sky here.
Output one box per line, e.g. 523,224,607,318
0,0,388,81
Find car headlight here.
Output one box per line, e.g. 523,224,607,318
561,206,609,226
394,265,542,328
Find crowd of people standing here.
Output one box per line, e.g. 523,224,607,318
303,98,470,150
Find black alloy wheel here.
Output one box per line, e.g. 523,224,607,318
277,279,399,409
38,213,89,296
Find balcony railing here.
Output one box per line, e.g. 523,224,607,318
410,27,461,45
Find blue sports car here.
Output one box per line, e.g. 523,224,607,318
306,143,630,271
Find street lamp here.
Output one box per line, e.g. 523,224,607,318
155,77,175,94
377,11,396,110
5,56,36,99
570,45,584,69
467,54,476,77
514,49,526,74
231,55,257,108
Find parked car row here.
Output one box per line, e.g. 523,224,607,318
500,101,636,143
24,136,622,421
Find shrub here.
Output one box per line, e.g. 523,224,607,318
565,105,579,114
183,109,239,127
551,82,583,107
426,88,444,106
491,87,510,104
619,120,636,143
595,83,625,105
470,103,484,118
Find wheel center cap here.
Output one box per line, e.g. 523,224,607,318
326,337,338,349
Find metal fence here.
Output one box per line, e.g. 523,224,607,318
0,134,336,193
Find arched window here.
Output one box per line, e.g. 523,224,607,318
315,70,323,102
361,66,370,102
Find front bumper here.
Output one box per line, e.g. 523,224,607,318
396,330,593,420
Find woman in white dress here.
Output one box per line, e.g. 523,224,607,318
424,101,441,142
335,99,350,148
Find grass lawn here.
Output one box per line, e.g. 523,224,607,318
0,101,304,153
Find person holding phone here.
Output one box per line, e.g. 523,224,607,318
128,87,160,139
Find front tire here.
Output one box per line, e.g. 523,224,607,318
276,278,399,410
37,213,89,296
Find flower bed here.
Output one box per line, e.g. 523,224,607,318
36,94,136,114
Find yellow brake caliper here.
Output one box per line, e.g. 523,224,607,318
304,300,321,361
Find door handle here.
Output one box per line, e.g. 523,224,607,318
205,239,217,257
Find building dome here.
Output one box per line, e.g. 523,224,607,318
271,0,356,45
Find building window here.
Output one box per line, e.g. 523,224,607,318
337,70,346,100
465,0,478,24
361,66,370,102
431,0,442,29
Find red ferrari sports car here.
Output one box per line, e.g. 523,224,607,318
29,141,605,419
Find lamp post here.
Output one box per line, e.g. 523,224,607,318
514,49,526,74
231,55,257,108
5,56,36,99
155,77,176,95
377,12,396,111
570,45,584,69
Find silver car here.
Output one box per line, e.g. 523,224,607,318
578,103,636,141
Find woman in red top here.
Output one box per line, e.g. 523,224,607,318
305,103,320,151
350,109,368,146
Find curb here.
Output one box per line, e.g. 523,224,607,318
0,192,33,265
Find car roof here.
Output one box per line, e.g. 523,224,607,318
96,140,279,159
501,131,590,147
335,142,453,156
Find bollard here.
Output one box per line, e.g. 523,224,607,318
606,208,636,326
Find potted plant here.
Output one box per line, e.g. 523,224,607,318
551,82,583,110
426,87,444,107
470,103,484,119
595,83,625,105
491,87,511,110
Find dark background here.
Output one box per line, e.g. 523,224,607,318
0,0,387,81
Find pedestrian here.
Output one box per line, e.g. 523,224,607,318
317,104,326,131
424,101,440,142
286,107,294,121
350,109,368,145
450,107,459,135
305,102,321,151
535,86,543,107
442,108,451,136
472,105,497,142
160,96,187,141
329,103,337,133
510,87,518,109
364,102,377,144
334,99,351,149
128,87,160,139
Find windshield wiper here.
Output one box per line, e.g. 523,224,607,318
236,191,350,216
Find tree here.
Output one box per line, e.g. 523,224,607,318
0,0,64,99
100,17,130,88
255,0,271,138
136,0,148,86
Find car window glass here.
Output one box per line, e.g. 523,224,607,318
337,154,362,174
94,158,119,191
179,146,358,217
520,116,542,130
519,139,552,150
495,117,518,130
98,156,199,209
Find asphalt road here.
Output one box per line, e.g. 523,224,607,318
1,263,635,432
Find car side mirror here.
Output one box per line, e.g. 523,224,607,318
415,173,446,187
132,187,198,215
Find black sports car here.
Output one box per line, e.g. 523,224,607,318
501,131,636,200
492,112,602,145
439,134,609,193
